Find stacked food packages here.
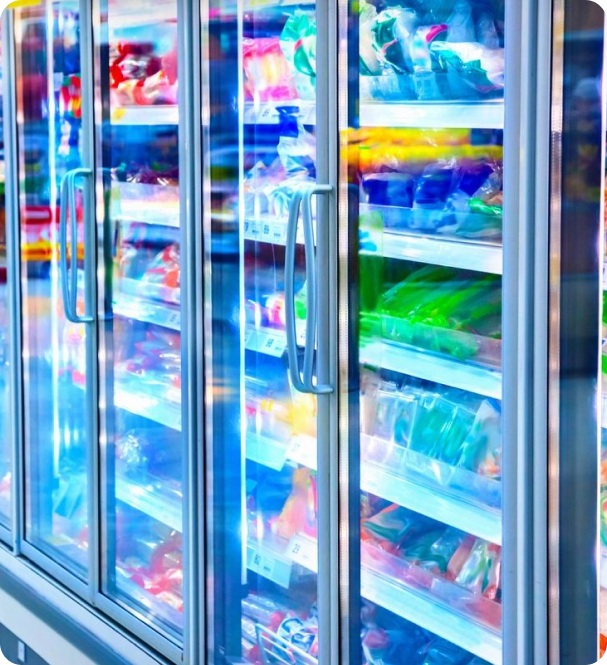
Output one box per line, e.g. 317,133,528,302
361,368,501,507
110,32,178,107
356,128,503,242
116,505,183,615
360,0,504,102
361,265,501,364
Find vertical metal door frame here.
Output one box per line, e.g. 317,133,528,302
2,9,23,553
79,0,101,606
502,0,554,662
315,0,340,662
178,0,204,661
336,0,361,662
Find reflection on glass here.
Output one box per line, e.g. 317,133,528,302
205,0,321,662
98,0,184,637
15,1,89,575
354,2,504,663
0,20,11,533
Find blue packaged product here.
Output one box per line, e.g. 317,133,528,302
413,161,456,214
363,172,416,208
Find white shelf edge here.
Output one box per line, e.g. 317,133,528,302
111,105,178,127
109,4,177,29
247,431,500,544
361,456,502,546
115,475,182,532
246,530,502,663
113,295,181,331
360,342,502,399
361,568,502,665
360,101,504,130
362,229,503,275
114,382,182,432
243,100,315,126
245,214,502,276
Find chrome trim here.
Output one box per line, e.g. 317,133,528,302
547,0,564,656
177,0,203,660
2,9,23,553
79,0,101,607
199,0,214,657
532,0,554,662
502,0,550,661
315,0,339,662
336,0,359,659
0,546,171,665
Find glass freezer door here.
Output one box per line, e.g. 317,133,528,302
0,17,12,538
203,0,330,662
14,0,91,578
95,0,186,651
346,2,505,663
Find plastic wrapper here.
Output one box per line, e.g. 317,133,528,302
139,244,181,303
277,109,317,179
280,11,317,100
272,468,317,539
362,266,502,362
243,37,298,102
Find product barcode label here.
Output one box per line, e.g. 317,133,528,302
287,535,317,572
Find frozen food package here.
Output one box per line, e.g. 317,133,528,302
280,11,317,100
243,37,298,102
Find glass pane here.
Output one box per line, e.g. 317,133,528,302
0,19,11,534
97,0,184,639
352,2,505,663
15,1,89,575
204,0,321,662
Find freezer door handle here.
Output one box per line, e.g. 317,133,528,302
59,167,95,325
285,184,333,395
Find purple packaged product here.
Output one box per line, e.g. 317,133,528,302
363,172,416,208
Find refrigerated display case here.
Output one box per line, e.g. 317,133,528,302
0,0,601,664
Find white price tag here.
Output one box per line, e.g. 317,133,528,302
271,222,287,244
165,309,181,330
287,534,317,572
259,104,278,123
248,544,292,588
249,220,262,238
286,436,317,470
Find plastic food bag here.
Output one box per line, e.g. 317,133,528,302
280,11,317,100
243,37,298,102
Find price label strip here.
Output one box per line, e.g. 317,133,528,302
287,534,318,573
245,329,287,358
286,436,317,471
247,543,292,589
